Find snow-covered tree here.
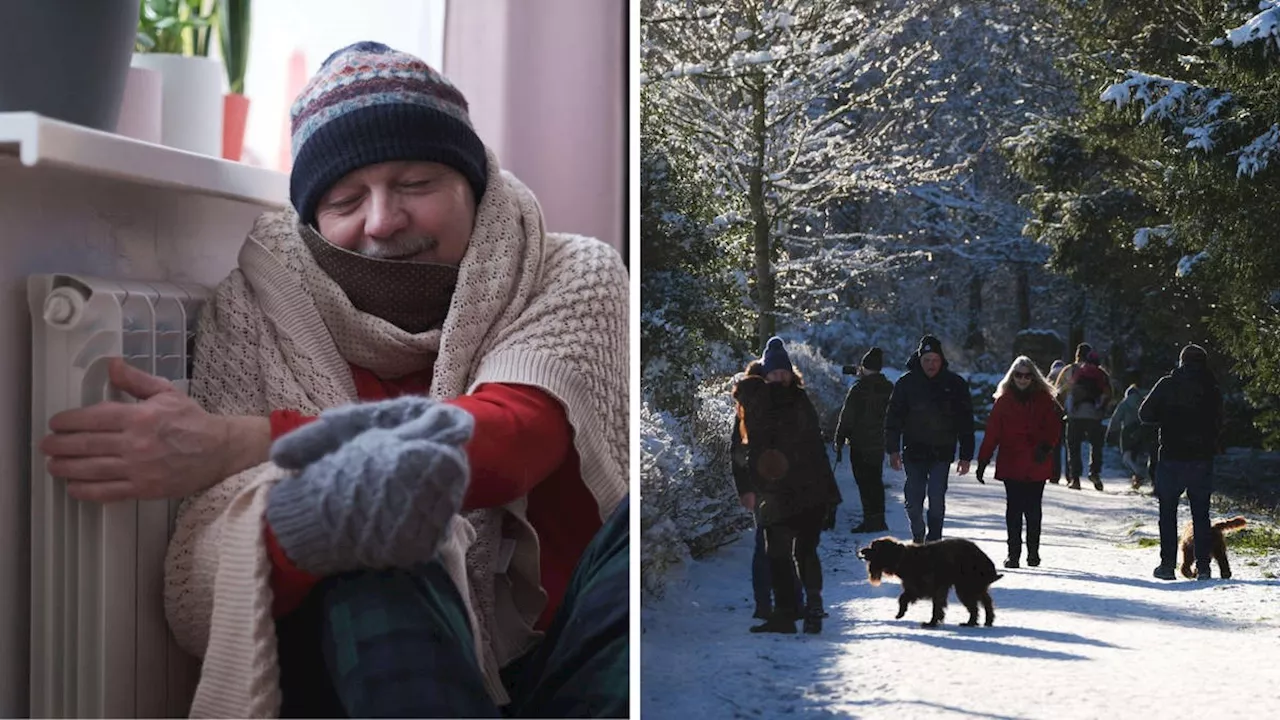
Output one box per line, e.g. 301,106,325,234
1010,0,1280,446
642,0,1079,364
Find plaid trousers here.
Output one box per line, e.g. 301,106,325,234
277,496,630,718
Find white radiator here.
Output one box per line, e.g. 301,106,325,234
28,274,208,719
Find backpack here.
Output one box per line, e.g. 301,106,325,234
1071,365,1105,405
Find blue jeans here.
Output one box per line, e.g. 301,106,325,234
1155,459,1213,570
903,460,950,542
752,512,802,611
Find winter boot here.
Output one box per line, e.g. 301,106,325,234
1152,564,1176,581
1090,473,1104,491
752,603,772,620
1130,475,1142,491
851,513,888,534
1068,477,1081,490
1003,557,1020,569
1027,547,1041,567
802,611,823,634
750,611,798,634
802,595,824,634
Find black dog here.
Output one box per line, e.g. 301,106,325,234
858,537,1002,628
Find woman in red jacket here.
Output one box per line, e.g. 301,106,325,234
976,356,1064,569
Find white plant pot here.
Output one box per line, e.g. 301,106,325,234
114,65,162,144
130,54,225,156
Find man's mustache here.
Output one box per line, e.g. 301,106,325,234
362,236,438,260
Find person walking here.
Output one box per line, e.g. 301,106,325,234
1141,344,1224,581
1108,383,1156,491
1046,359,1067,484
733,337,842,634
884,335,976,543
1056,344,1112,490
834,347,893,534
975,357,1063,568
731,361,801,619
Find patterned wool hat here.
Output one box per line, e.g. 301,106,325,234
761,336,794,375
289,41,489,225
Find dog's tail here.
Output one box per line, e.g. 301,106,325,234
1214,516,1248,534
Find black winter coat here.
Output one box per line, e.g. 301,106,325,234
834,372,894,462
1138,363,1223,461
884,352,976,463
732,377,843,526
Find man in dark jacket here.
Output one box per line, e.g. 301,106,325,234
884,335,976,543
1140,344,1224,581
834,347,893,533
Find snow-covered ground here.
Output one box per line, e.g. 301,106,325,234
641,444,1280,719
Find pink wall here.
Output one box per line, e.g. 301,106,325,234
443,0,626,254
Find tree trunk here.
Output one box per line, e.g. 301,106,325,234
1068,288,1086,359
964,271,985,353
1016,265,1031,329
749,76,773,347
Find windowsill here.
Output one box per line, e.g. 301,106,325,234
0,112,288,208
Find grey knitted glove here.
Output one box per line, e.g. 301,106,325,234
266,396,474,576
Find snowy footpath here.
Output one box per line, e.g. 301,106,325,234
641,445,1280,719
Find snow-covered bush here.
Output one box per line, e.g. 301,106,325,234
640,390,753,598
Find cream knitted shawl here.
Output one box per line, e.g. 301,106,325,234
162,151,629,718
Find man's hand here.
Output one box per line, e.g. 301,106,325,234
975,461,987,484
40,358,268,503
889,452,902,471
740,492,756,512
956,460,971,476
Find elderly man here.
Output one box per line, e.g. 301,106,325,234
40,42,628,718
884,335,976,543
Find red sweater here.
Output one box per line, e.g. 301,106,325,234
263,364,602,629
977,390,1062,482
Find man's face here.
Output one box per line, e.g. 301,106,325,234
766,369,792,386
314,161,476,265
920,352,943,378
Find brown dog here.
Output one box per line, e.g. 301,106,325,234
1180,516,1247,579
858,537,1002,628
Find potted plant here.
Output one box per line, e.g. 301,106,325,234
132,0,225,155
0,0,137,131
219,0,251,161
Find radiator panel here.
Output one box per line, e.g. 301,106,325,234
29,274,208,719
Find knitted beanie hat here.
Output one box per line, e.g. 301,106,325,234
761,336,794,375
1075,342,1093,362
289,41,489,225
861,346,884,372
1179,343,1208,366
917,334,944,360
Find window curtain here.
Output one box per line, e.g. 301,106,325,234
443,0,627,256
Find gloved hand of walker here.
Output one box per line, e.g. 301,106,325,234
266,397,474,576
975,461,988,484
1033,442,1052,464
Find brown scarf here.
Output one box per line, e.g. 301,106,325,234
298,223,459,334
